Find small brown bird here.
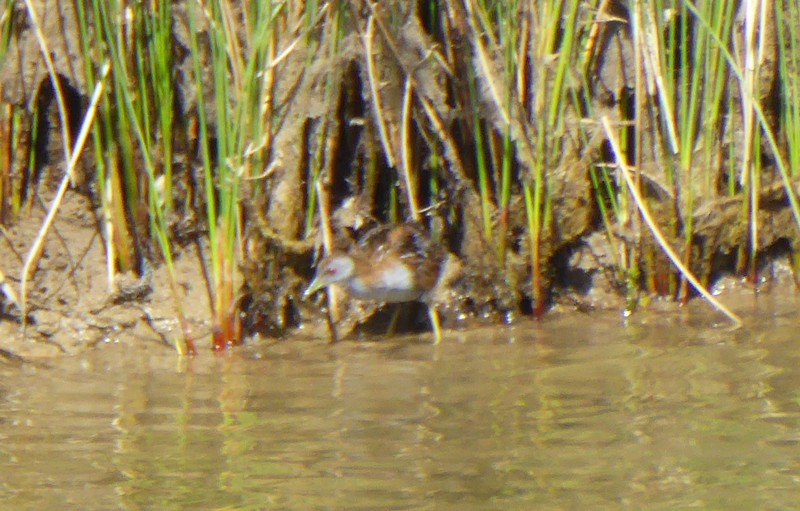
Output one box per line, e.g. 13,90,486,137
304,224,445,342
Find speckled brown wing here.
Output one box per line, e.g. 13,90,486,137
385,225,445,293
353,223,445,293
355,224,396,261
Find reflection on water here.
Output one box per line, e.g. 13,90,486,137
2,300,800,510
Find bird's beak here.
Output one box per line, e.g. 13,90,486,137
303,276,326,300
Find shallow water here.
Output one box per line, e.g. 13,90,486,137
2,296,800,510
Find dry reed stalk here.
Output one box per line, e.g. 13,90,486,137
22,0,74,164
601,116,743,327
314,179,342,334
400,77,420,221
740,0,769,277
364,16,396,169
102,173,114,293
20,64,110,328
635,1,679,154
365,2,472,193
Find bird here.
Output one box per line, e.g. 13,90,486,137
304,224,445,343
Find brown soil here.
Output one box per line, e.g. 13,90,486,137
0,188,216,358
0,1,798,359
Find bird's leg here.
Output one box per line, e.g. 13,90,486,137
324,289,340,344
386,304,401,336
427,306,442,344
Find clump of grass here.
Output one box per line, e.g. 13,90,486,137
464,0,590,315
86,0,197,353
187,2,297,349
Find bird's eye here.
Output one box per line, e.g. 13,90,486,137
324,267,337,276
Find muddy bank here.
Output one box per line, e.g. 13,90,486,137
1,1,799,355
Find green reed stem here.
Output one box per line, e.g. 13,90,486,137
466,67,493,242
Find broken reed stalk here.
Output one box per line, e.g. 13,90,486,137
20,63,110,328
600,116,743,327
